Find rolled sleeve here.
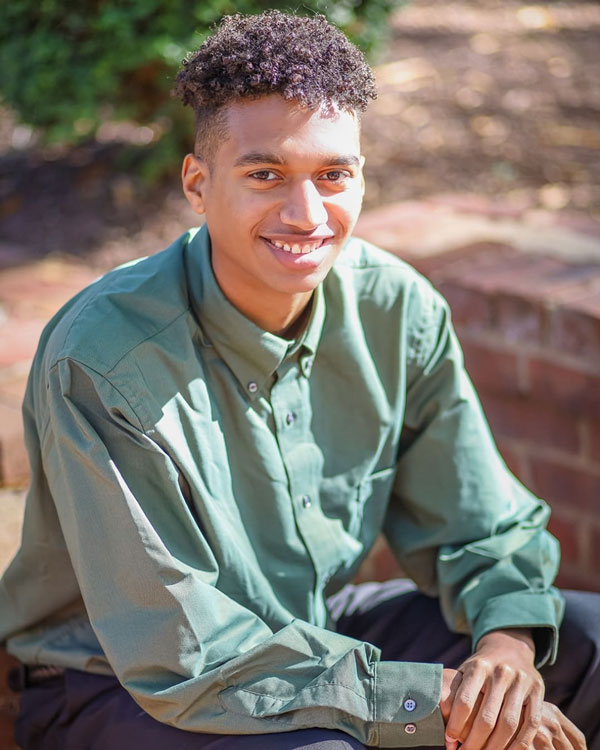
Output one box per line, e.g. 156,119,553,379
385,287,564,665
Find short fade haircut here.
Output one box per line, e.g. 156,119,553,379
172,10,377,164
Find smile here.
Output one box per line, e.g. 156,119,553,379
265,238,326,255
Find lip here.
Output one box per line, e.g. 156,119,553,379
261,236,335,270
263,235,334,245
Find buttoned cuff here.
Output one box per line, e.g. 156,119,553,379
371,661,444,747
471,590,564,667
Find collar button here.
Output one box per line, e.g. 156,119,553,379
247,381,258,394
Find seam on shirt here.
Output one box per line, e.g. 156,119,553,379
104,307,192,375
55,305,192,378
230,681,369,704
49,357,145,433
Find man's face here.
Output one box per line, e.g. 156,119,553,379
183,95,364,314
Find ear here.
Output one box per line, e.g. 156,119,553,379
182,153,210,215
359,154,366,197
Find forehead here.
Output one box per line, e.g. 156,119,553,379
218,95,361,164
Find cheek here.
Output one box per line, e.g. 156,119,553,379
330,189,363,229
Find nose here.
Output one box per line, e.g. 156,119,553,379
279,179,328,229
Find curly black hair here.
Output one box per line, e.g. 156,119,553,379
173,10,377,162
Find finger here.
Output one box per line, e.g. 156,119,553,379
553,721,576,750
444,673,463,750
446,666,487,744
456,691,483,742
461,673,512,750
557,712,587,750
506,689,544,750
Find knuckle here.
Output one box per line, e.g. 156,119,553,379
473,657,492,673
480,711,497,729
525,718,540,734
457,692,476,708
547,718,560,735
493,662,511,678
528,712,543,729
514,668,529,684
500,713,520,732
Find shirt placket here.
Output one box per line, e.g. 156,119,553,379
270,355,351,627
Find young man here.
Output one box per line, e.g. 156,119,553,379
1,11,598,750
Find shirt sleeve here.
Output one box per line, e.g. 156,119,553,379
40,356,444,747
384,284,564,667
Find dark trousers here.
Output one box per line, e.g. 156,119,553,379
14,582,600,750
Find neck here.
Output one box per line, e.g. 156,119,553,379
239,290,313,338
212,265,313,338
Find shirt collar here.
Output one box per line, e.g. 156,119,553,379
185,225,325,400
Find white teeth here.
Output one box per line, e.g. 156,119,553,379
268,239,322,254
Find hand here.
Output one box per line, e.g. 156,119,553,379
440,668,465,750
444,629,545,750
532,702,587,750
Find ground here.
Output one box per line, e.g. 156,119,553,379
1,0,599,270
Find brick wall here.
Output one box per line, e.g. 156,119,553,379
355,231,600,593
431,242,600,593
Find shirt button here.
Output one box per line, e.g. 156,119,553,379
286,412,296,426
404,723,417,735
404,698,416,712
247,381,258,394
301,495,312,508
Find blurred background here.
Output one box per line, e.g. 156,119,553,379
0,0,598,269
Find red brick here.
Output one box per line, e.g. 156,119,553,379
530,457,600,512
589,420,600,465
495,293,545,344
461,341,521,396
438,251,541,293
437,281,492,331
495,439,526,480
442,254,598,302
555,567,600,594
590,524,600,578
0,403,28,486
550,301,600,362
529,360,600,420
479,394,580,455
420,243,517,280
547,514,581,565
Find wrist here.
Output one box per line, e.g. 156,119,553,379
476,627,536,661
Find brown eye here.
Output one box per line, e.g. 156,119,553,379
321,170,350,182
249,170,278,181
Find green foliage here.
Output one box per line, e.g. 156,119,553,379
0,0,404,173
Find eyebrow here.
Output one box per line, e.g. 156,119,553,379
233,152,360,168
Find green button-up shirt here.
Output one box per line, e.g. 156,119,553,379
0,226,563,747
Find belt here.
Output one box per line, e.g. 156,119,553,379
7,664,65,692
